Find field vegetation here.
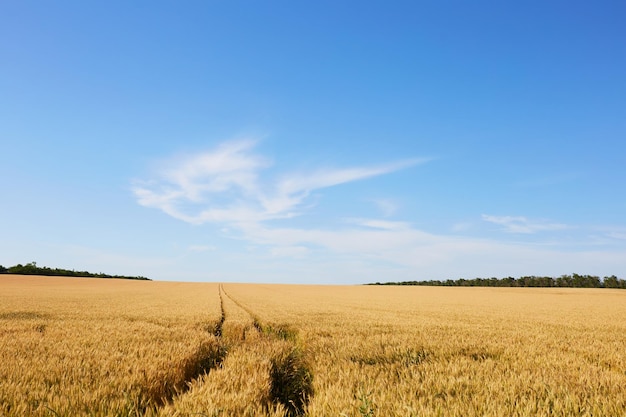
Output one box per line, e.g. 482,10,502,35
2,275,626,416
0,275,220,415
0,262,149,280
371,273,626,288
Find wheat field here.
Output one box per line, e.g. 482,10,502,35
1,275,626,416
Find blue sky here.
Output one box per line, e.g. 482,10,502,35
1,1,625,283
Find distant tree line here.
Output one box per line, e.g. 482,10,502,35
369,273,626,289
0,262,150,281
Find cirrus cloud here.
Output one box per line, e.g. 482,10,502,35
132,139,427,226
482,215,570,234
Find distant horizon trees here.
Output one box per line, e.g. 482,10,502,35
0,262,150,281
370,273,626,289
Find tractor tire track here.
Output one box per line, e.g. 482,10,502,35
213,284,226,338
148,284,228,410
220,286,314,416
158,285,314,416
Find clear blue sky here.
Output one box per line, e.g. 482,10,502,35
2,1,625,283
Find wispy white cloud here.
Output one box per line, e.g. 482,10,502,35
482,215,570,234
133,140,270,225
235,220,434,256
276,160,420,195
345,218,411,231
222,219,626,281
133,139,425,226
260,159,426,217
589,226,626,242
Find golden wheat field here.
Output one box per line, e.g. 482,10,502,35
2,275,626,416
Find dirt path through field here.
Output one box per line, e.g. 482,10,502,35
159,284,314,416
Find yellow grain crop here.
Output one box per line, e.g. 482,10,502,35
0,275,221,416
223,284,626,417
2,276,626,416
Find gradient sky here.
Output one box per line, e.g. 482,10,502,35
2,1,625,284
